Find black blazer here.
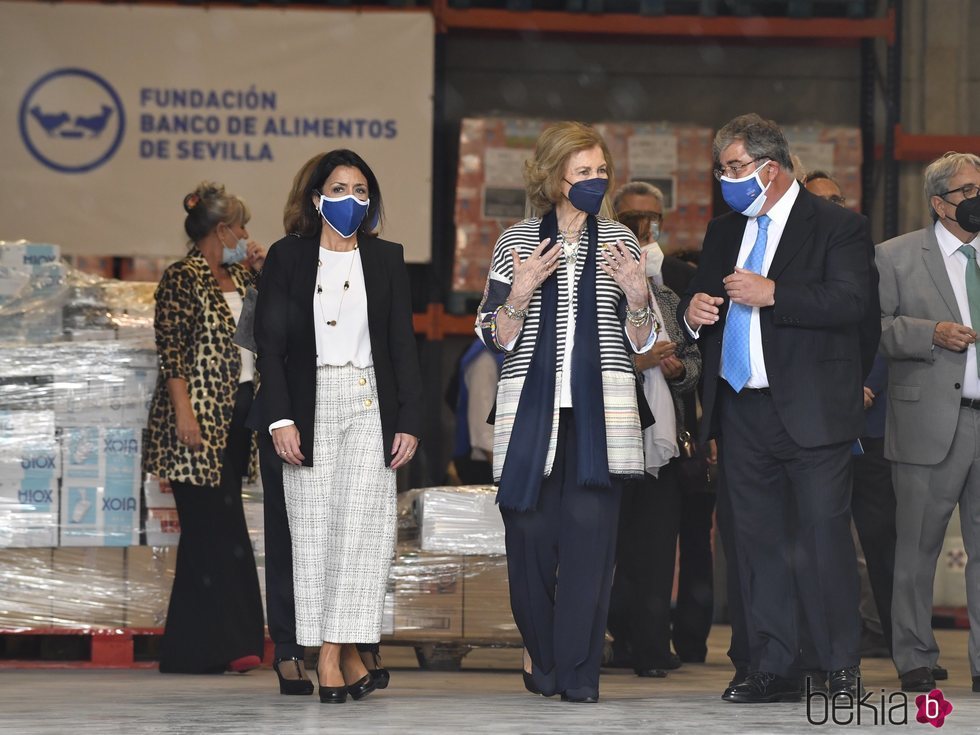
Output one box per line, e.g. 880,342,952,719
677,188,880,448
254,233,423,467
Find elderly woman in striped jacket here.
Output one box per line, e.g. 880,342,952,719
475,121,659,704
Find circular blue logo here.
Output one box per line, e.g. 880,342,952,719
19,68,126,174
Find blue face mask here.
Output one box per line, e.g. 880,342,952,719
219,228,249,265
318,193,370,238
720,160,772,217
564,177,608,216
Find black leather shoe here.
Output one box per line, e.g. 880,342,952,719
361,650,390,690
722,671,802,703
273,657,314,696
561,692,599,703
900,667,936,693
932,665,948,681
346,673,377,701
802,670,828,694
829,666,863,699
316,666,348,704
728,667,748,688
634,668,668,678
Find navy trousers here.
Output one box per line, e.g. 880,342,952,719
500,409,623,699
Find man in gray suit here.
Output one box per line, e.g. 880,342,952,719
877,151,980,694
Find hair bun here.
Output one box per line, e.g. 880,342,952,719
183,193,201,213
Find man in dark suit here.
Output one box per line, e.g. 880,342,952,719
678,114,878,703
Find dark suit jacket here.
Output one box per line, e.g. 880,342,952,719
677,188,880,448
254,233,423,467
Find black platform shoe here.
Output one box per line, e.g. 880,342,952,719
363,650,390,690
316,666,348,704
523,670,542,695
273,658,314,696
347,673,378,701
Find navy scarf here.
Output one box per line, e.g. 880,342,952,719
497,210,610,512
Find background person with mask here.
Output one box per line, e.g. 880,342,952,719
475,121,656,703
144,181,267,674
876,151,980,695
679,114,878,703
613,181,695,295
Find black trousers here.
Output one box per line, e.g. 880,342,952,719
159,382,265,673
849,437,896,652
501,410,623,699
260,425,381,660
608,462,681,669
714,451,751,673
720,387,861,676
673,488,717,662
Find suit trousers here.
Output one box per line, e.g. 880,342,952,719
501,409,623,699
608,461,681,670
714,448,751,674
673,488,717,662
892,406,980,677
720,386,861,676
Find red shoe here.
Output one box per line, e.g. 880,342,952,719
227,655,262,673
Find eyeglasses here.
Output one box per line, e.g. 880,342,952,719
828,195,846,206
618,209,663,224
713,157,769,181
941,183,980,200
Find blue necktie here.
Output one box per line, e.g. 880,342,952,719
722,214,771,392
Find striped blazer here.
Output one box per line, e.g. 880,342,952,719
476,216,656,482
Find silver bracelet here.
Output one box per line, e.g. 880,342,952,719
625,304,652,328
502,302,529,321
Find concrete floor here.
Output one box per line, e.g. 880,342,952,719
1,627,978,734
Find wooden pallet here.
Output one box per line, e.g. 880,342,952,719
0,628,275,669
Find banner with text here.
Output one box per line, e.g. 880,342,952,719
0,3,434,262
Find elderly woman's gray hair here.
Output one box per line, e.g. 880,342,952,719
713,113,794,173
924,152,980,222
612,181,665,212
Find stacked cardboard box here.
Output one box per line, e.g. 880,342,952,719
400,485,506,555
783,124,863,210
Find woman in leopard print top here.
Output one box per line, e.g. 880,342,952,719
144,182,267,675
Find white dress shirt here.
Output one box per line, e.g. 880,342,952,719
935,220,980,399
686,180,801,390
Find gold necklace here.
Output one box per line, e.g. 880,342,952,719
316,243,359,327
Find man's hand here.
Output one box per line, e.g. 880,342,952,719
724,267,775,308
685,293,724,330
863,386,875,409
933,321,977,352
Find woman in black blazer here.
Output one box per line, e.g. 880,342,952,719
255,149,423,704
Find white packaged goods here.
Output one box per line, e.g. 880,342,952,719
144,508,180,547
0,410,60,548
398,486,506,555
59,426,141,547
143,474,176,509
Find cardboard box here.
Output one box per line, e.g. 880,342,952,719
143,474,176,510
59,426,141,546
462,555,520,642
403,486,506,556
50,548,126,627
390,553,464,641
0,409,61,548
0,548,54,627
0,480,59,548
124,546,175,628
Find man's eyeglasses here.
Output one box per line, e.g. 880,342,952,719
828,195,846,206
618,209,663,224
941,183,980,200
713,157,769,181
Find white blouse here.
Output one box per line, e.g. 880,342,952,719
313,246,372,368
222,291,255,384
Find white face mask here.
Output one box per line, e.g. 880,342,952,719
642,242,664,282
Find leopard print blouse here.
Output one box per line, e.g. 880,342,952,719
143,249,258,487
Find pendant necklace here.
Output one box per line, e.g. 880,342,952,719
316,243,358,327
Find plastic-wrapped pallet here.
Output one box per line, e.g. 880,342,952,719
398,485,505,555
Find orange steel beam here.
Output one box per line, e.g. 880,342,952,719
894,125,980,163
434,4,894,43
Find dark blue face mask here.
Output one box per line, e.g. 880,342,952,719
317,193,370,238
564,177,608,216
